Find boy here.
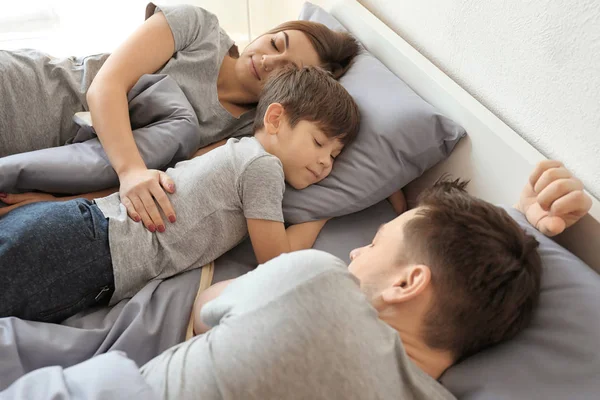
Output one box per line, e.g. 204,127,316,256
0,66,360,323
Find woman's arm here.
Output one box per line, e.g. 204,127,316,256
0,188,118,217
86,11,177,232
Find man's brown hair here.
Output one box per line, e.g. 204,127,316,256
264,21,360,79
402,179,542,361
254,66,360,146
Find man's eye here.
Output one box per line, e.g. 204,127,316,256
271,38,279,51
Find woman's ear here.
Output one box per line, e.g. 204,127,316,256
263,103,285,135
381,265,431,305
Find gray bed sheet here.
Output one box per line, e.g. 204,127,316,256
0,199,395,391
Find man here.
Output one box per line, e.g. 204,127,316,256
1,160,592,399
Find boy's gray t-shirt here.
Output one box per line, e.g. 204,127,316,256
0,3,253,157
140,250,456,400
95,137,285,304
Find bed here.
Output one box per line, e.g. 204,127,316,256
325,0,600,271
1,0,599,398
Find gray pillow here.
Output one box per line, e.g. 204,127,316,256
281,2,465,223
441,206,600,399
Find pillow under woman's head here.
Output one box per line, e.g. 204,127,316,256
281,2,465,223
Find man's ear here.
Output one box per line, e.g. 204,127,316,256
381,265,431,305
263,103,285,135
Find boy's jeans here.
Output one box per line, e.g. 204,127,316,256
0,198,114,323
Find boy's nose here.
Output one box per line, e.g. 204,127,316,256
318,153,332,168
349,247,361,260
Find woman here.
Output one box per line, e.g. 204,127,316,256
0,2,359,231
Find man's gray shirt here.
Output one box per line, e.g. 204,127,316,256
140,250,456,400
96,137,285,304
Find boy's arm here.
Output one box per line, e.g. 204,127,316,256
247,218,329,265
387,189,407,215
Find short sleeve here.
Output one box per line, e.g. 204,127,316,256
146,2,219,52
239,155,285,222
201,250,351,328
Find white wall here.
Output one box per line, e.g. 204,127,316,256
0,1,327,57
359,0,600,198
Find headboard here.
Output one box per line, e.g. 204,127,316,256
327,0,600,272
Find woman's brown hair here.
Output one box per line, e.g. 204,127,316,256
264,21,360,80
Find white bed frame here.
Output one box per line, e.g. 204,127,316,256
327,0,600,272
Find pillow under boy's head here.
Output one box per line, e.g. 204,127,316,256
281,2,465,223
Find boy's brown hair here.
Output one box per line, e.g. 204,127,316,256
402,179,542,361
254,66,360,147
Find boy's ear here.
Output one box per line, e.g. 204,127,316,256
263,103,285,135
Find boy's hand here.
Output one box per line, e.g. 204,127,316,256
517,160,592,237
0,192,57,217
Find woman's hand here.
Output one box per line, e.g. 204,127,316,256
517,160,592,237
0,192,57,217
118,168,177,232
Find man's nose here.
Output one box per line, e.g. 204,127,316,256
349,247,362,261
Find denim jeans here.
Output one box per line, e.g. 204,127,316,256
0,198,114,323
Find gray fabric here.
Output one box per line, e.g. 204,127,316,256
147,3,255,144
281,3,466,223
441,206,600,400
0,199,391,392
0,352,157,400
0,74,200,194
0,2,253,171
96,137,285,304
0,49,108,157
141,249,455,400
0,267,201,391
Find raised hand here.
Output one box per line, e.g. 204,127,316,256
517,160,592,237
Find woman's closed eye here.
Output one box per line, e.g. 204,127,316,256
314,139,323,147
271,38,279,52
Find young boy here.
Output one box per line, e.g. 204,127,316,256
0,66,361,323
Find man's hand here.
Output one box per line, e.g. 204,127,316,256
517,160,592,237
0,192,57,217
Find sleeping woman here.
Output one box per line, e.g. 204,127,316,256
0,2,359,231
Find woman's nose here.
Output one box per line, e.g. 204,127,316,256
262,54,293,72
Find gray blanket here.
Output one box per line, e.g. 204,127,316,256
0,200,395,397
0,267,201,391
0,352,157,400
0,74,201,194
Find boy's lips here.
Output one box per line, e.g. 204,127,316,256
307,168,320,180
250,57,261,80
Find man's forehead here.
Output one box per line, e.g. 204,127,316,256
386,207,422,232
